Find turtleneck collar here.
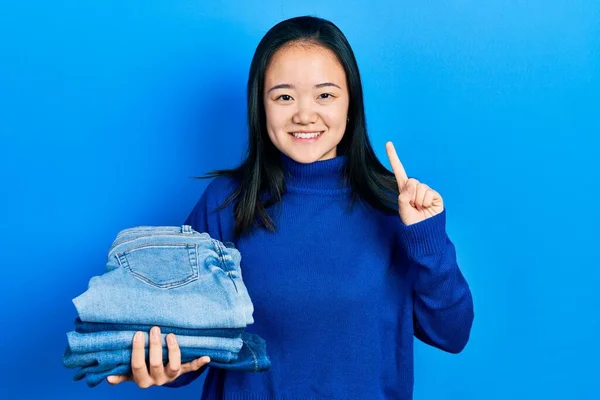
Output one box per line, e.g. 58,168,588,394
281,153,350,194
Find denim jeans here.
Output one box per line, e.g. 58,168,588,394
73,318,244,339
72,225,254,329
66,331,243,353
69,333,271,387
63,346,238,369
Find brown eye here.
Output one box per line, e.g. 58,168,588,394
277,95,292,101
319,93,333,99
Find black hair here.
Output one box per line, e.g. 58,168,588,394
202,15,399,237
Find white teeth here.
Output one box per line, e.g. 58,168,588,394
291,131,323,139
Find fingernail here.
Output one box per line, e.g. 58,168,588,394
151,327,159,338
199,356,210,364
107,376,115,383
167,334,176,345
134,332,143,343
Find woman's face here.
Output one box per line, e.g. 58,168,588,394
263,43,349,163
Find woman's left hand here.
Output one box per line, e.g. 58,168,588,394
386,141,444,226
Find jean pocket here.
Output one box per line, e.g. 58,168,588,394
115,243,199,289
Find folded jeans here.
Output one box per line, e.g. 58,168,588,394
66,330,243,354
63,346,238,369
72,226,254,329
73,318,245,338
70,333,271,388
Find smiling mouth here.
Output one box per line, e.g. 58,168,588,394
289,131,324,139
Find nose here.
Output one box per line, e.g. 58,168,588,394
292,101,317,125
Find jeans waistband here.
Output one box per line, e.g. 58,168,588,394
109,225,210,253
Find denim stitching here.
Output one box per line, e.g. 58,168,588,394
216,242,238,275
214,241,239,293
117,243,198,253
110,231,210,253
212,240,228,271
115,244,199,289
190,244,199,276
110,231,184,250
128,270,196,289
242,339,258,372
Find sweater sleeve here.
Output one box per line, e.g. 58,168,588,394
163,177,236,388
397,209,474,354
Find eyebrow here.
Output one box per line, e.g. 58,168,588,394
267,82,342,93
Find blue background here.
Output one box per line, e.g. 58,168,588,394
1,1,598,399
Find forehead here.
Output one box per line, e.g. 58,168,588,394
265,43,346,84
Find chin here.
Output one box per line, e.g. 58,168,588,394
285,153,317,164
285,149,333,164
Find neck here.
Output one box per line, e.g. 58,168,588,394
280,153,349,193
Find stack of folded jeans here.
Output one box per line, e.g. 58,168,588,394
62,225,270,387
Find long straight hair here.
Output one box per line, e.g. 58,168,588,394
203,16,399,237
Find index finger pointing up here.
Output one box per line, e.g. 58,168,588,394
385,141,409,191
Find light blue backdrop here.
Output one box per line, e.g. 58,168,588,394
1,1,598,399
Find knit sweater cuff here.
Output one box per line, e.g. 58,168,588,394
397,209,448,258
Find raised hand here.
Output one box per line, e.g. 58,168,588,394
385,142,444,226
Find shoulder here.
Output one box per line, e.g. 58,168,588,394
187,175,240,220
201,175,240,206
184,175,240,241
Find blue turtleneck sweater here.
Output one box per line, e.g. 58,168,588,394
175,155,473,399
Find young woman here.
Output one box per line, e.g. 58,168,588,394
109,15,474,399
